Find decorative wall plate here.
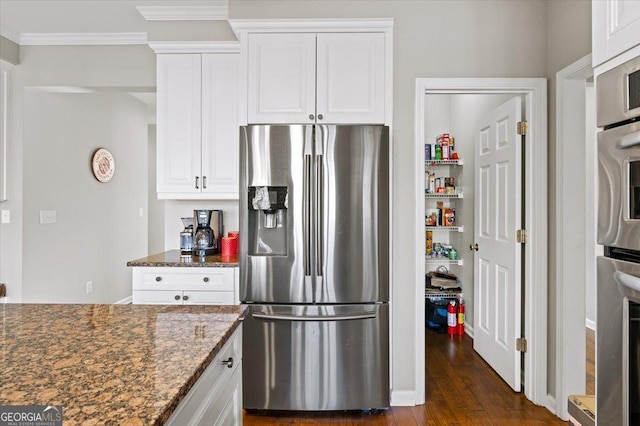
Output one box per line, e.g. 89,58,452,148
91,148,115,183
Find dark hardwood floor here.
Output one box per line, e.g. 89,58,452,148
243,328,567,425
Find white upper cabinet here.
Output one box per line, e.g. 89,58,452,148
202,54,240,196
247,32,386,124
248,33,316,124
593,0,640,67
156,51,239,199
316,33,385,124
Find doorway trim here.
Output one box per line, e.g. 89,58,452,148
414,78,548,406
554,53,593,420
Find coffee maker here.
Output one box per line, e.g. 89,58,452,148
192,209,223,256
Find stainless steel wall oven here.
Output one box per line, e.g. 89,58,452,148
597,53,640,425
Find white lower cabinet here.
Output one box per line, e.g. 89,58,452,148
166,324,243,426
131,267,238,305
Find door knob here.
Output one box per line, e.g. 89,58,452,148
470,243,479,251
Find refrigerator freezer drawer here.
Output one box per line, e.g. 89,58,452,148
243,303,389,411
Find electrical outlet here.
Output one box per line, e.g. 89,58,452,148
39,210,57,224
1,210,9,224
86,281,93,294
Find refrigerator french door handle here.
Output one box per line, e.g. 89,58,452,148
316,154,323,277
252,312,376,322
304,154,312,276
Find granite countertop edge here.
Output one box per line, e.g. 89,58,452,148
156,308,247,425
127,249,239,268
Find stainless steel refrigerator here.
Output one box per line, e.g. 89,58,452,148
239,124,389,411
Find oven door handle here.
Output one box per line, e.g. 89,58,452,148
614,271,640,292
616,131,640,150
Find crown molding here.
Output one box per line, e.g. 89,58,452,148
136,4,228,21
148,41,240,54
0,26,20,44
229,18,394,36
19,32,147,46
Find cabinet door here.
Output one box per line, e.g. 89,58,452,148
157,54,202,194
593,0,640,66
247,33,316,124
316,33,385,124
201,54,240,197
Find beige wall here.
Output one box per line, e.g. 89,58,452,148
230,0,549,399
3,45,156,303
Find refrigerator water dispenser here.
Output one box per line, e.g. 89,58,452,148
248,186,288,255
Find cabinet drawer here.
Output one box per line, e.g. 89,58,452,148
166,325,242,426
132,290,235,305
133,267,234,291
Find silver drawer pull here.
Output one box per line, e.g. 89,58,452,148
222,357,233,368
174,295,180,301
203,277,209,283
182,295,189,301
155,276,162,282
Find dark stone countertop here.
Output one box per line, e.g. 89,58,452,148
0,303,247,425
127,250,239,267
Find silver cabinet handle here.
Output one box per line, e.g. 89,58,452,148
182,295,189,301
222,357,233,368
202,176,207,189
317,114,323,120
174,295,180,300
155,276,162,282
195,176,199,189
309,114,315,120
203,277,209,283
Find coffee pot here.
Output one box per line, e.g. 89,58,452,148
193,209,223,256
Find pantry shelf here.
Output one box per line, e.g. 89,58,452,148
425,258,463,266
425,225,463,232
424,159,463,167
425,192,463,199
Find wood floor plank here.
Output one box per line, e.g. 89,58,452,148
243,328,568,425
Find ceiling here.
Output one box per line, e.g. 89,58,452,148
0,0,226,44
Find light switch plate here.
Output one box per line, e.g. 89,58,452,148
40,210,57,224
1,210,9,224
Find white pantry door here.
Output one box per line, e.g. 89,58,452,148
473,97,523,392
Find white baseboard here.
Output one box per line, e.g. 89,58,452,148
464,324,474,339
586,318,596,331
114,296,132,304
546,393,557,415
0,297,9,304
390,390,417,406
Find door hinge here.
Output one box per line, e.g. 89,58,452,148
517,121,528,135
516,229,528,244
516,337,527,353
